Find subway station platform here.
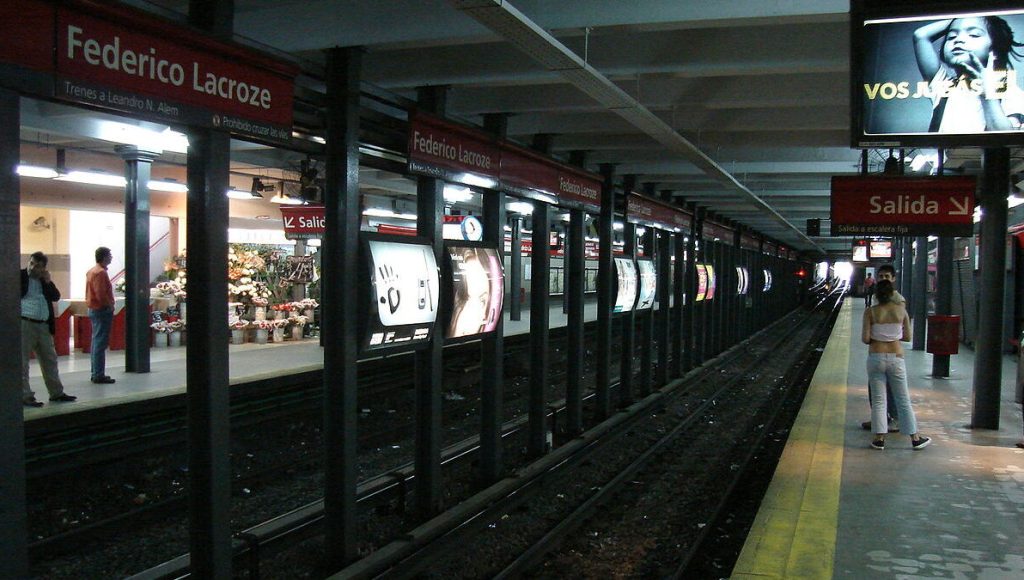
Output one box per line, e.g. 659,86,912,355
733,299,1024,579
21,300,600,421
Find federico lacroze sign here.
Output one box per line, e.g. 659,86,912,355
830,176,975,236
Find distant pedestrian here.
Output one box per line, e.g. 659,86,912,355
863,273,875,306
862,279,931,450
86,247,116,384
21,252,76,406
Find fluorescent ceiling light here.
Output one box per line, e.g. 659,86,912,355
363,207,417,220
613,221,624,231
443,185,474,203
268,192,304,205
456,173,497,189
148,180,188,193
227,188,254,200
56,170,126,187
95,121,188,153
507,201,534,215
16,164,59,179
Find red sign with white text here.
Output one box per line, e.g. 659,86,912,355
280,205,325,239
626,193,690,232
831,176,975,236
408,112,501,185
0,0,54,75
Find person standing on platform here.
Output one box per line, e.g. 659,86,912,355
861,264,904,432
21,251,76,406
86,246,116,384
862,279,931,450
863,272,875,306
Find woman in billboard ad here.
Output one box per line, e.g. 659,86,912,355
861,8,1024,137
447,246,504,339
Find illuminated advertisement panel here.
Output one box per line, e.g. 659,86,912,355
695,264,708,302
736,266,750,295
446,246,504,339
853,242,869,262
636,259,656,310
853,2,1024,148
869,239,893,259
613,257,638,313
764,269,773,292
361,236,439,352
705,265,717,300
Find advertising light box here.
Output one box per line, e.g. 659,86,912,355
736,266,749,295
763,269,773,292
636,259,656,310
446,246,504,339
852,1,1024,147
361,236,439,353
613,257,638,313
705,265,717,300
852,240,870,263
869,239,893,259
695,264,708,302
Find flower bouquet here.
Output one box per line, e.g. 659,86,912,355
252,319,275,344
151,321,172,347
288,315,308,340
229,320,249,344
271,318,289,342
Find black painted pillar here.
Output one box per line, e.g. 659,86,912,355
686,206,702,368
620,222,636,408
480,189,506,483
912,236,928,350
933,237,955,377
671,205,686,378
639,227,655,396
566,208,585,436
901,237,913,300
529,200,551,455
185,128,232,580
509,216,523,321
595,164,615,420
656,224,672,386
323,46,362,567
117,145,157,374
972,148,1010,429
1,87,28,579
414,85,447,518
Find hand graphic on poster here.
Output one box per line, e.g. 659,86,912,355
378,264,401,314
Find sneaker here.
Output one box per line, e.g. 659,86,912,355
861,420,872,430
23,398,44,408
91,376,116,384
870,439,885,450
49,394,77,402
912,436,932,450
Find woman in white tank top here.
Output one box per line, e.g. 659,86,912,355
861,280,932,450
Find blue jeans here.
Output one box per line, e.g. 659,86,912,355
867,353,917,436
89,306,113,379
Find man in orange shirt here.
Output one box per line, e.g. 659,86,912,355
86,246,116,384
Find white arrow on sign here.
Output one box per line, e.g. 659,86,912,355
283,216,295,228
949,196,970,215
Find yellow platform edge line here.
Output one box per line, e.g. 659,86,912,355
731,301,851,580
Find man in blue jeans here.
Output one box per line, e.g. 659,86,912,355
86,246,116,384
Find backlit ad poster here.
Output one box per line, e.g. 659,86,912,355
362,236,439,352
695,264,708,302
705,265,717,300
446,246,504,339
763,269,773,292
613,257,638,313
636,259,656,310
856,6,1024,146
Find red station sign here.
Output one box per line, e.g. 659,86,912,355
625,193,690,232
831,176,976,237
280,205,325,239
0,0,299,143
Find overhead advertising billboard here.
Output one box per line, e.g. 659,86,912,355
736,266,749,295
613,257,638,313
705,265,717,300
361,236,439,352
869,239,893,259
636,259,656,310
853,241,870,263
446,246,504,339
695,264,708,302
763,269,773,292
852,1,1024,147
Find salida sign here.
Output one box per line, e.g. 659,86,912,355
280,206,325,239
830,176,975,236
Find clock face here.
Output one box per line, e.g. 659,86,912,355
461,216,483,241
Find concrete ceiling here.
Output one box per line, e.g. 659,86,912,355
23,0,1024,257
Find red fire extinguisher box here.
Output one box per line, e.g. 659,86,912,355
926,315,960,355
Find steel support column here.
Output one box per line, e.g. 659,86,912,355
323,46,362,567
594,164,615,419
620,221,636,407
185,127,232,580
672,214,685,378
117,145,158,374
901,237,914,300
529,200,551,455
656,227,672,386
566,208,585,436
638,227,655,396
689,206,704,367
912,236,928,350
480,190,506,482
933,238,955,377
972,147,1010,429
0,87,28,579
509,217,523,321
